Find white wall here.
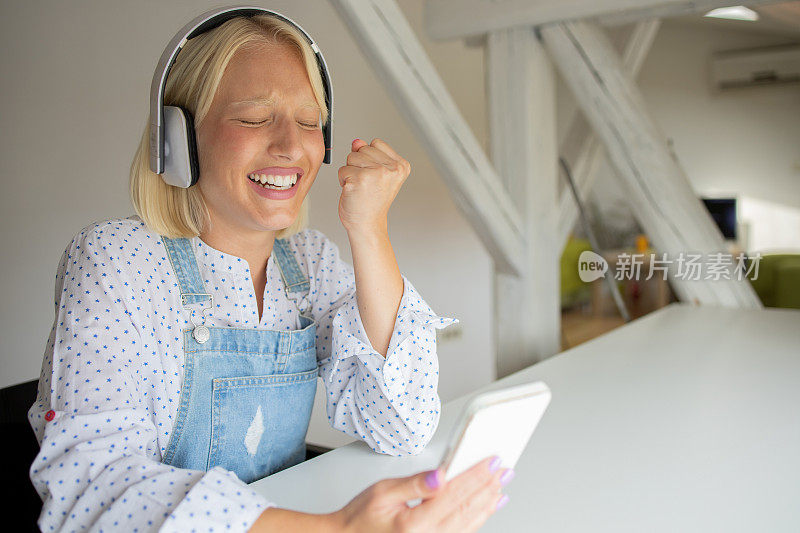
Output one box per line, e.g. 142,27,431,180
587,20,800,251
0,0,495,406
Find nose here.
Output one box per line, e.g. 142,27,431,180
266,115,304,162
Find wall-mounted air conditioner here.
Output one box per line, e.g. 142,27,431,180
711,44,800,90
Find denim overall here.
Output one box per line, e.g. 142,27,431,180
159,236,318,483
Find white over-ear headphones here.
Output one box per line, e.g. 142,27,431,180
148,5,333,188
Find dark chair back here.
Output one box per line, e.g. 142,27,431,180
0,379,42,532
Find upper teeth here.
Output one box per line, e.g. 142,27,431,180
248,173,298,188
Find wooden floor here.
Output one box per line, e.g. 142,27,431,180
561,276,678,349
561,307,626,349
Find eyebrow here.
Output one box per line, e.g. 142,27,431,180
229,96,319,111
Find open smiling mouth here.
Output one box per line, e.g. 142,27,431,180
247,172,300,190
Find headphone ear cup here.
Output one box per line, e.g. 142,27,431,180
161,106,200,188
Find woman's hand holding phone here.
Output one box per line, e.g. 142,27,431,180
249,456,512,532
332,455,512,532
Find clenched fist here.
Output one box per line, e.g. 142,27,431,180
337,138,410,233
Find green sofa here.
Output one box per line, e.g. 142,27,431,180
561,237,593,309
747,254,800,309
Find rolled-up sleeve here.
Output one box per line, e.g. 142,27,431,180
293,230,457,456
28,225,270,532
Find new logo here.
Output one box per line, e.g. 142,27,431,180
578,251,608,282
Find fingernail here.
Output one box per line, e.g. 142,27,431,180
488,456,502,472
353,138,362,143
496,494,510,510
500,469,515,486
425,469,441,489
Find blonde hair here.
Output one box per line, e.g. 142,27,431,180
130,14,329,238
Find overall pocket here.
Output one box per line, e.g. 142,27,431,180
208,367,318,483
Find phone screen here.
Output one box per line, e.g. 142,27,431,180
440,381,551,481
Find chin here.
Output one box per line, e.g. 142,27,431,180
255,214,298,233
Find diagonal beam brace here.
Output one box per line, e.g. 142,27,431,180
558,19,661,251
330,0,526,275
540,20,762,308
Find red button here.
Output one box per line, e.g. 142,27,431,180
44,410,55,421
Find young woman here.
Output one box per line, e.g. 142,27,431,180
28,9,512,532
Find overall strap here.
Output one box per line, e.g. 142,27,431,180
161,236,213,308
273,238,311,317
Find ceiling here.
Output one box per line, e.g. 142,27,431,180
675,2,800,37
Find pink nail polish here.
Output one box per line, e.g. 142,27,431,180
500,469,515,486
488,456,502,472
496,494,509,510
425,469,441,489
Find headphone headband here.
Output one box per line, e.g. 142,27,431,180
149,5,333,176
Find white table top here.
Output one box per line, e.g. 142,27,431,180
251,304,800,532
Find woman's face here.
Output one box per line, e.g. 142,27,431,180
195,41,324,235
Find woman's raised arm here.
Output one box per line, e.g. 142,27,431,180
291,228,455,455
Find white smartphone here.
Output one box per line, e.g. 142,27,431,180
439,381,551,481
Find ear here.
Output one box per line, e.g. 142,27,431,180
161,106,200,188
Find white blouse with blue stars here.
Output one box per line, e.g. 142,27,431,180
28,215,456,532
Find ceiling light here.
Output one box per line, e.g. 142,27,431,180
704,6,760,21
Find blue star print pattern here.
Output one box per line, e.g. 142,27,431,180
28,215,456,532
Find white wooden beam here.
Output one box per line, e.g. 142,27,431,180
557,19,661,251
330,0,525,275
540,21,762,308
489,27,561,376
618,18,662,73
425,0,781,41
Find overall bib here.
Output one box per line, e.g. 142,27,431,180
159,236,318,483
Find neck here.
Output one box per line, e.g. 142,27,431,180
199,220,276,276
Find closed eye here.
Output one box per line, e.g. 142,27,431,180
238,119,318,128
